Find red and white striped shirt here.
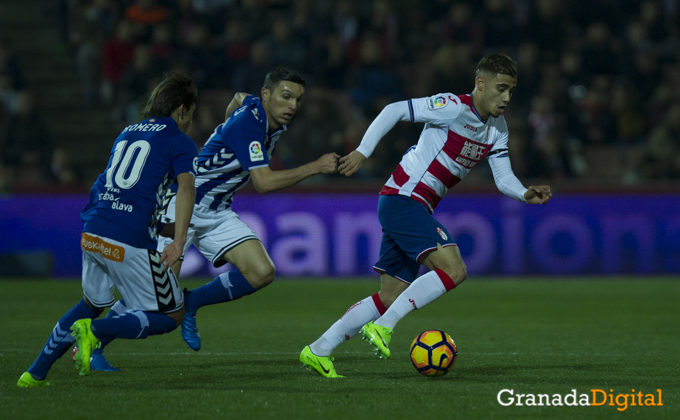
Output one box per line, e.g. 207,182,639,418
357,93,526,213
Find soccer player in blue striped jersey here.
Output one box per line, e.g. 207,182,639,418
165,66,338,351
17,73,199,387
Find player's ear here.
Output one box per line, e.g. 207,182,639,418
475,75,485,92
261,87,270,103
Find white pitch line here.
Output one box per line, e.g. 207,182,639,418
120,351,631,357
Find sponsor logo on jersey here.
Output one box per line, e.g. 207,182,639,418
464,124,477,132
460,141,486,160
249,141,264,161
437,227,448,240
81,233,125,262
428,96,448,109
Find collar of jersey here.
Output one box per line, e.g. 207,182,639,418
468,93,487,124
268,124,287,136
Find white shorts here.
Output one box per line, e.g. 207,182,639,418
81,232,184,313
158,197,259,268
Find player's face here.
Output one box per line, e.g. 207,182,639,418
262,81,304,129
479,73,517,119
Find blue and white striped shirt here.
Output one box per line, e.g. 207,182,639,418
194,95,285,210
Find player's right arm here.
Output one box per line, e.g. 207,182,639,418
249,152,339,194
224,92,252,121
160,172,196,270
339,94,461,176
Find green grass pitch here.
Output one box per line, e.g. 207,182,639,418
1,278,678,419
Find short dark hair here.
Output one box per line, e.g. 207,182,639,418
263,66,306,91
141,72,198,119
476,53,518,79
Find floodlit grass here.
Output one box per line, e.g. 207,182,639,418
1,278,678,419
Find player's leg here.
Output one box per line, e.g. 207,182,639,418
18,297,104,386
179,209,267,350
180,239,271,350
71,243,185,376
360,195,462,358
301,234,413,377
185,238,273,312
18,249,112,386
301,273,406,378
307,232,413,358
84,299,128,372
373,244,464,332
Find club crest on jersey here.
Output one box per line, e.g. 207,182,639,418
437,227,448,240
193,157,198,174
428,96,448,110
249,141,264,161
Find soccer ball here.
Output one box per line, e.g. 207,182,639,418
410,330,458,377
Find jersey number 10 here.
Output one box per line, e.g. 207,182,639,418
105,140,151,189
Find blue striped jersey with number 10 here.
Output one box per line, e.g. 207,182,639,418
194,95,286,211
81,117,198,250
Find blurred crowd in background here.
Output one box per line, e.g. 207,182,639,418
1,0,680,192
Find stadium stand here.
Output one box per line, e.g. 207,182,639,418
1,0,679,192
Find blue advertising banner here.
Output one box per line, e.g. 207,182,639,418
1,194,678,277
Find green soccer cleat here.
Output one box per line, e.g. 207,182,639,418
17,372,49,388
70,318,101,376
299,346,344,378
361,321,393,359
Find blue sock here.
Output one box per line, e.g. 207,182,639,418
91,310,176,339
96,299,127,353
28,298,101,380
186,270,257,312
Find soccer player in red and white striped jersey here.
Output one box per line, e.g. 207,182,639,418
300,53,552,378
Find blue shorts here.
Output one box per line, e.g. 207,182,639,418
373,194,457,283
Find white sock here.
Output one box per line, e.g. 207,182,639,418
375,269,455,330
309,293,386,357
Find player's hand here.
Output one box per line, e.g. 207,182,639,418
524,185,552,205
316,152,341,174
158,222,194,239
159,240,184,271
338,150,367,177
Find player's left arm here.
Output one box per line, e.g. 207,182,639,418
249,152,340,194
160,172,196,270
488,154,552,205
224,92,252,121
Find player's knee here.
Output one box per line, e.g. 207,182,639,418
443,266,466,286
437,262,467,286
244,262,276,289
83,296,107,315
